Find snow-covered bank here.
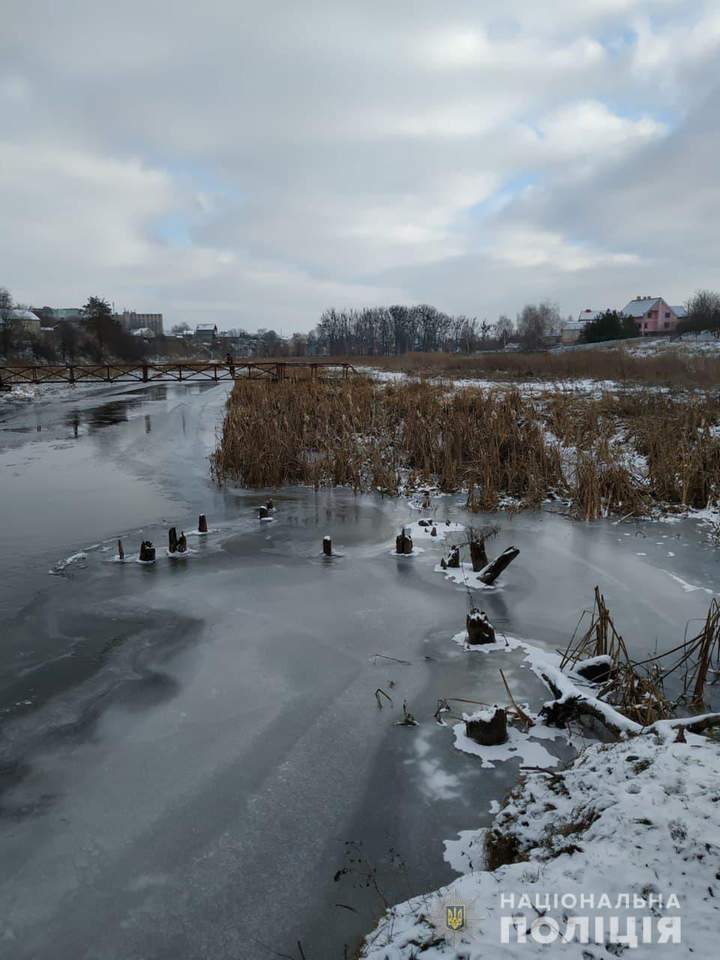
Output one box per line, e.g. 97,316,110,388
0,384,36,403
360,632,720,958
362,731,719,958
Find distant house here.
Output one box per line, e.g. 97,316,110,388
195,323,218,343
7,309,41,335
116,311,164,336
620,297,684,335
560,308,607,344
51,307,84,322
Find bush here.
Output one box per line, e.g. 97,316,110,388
580,310,637,343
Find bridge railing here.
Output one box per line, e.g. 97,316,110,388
0,360,359,386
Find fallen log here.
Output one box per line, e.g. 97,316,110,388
478,546,519,585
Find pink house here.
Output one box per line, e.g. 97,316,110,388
621,297,687,335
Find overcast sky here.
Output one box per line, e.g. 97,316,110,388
2,1,719,332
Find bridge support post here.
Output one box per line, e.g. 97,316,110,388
142,363,149,382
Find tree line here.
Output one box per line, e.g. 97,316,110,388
0,289,149,362
312,303,565,355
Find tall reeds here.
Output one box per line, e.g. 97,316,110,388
211,379,564,505
212,378,720,520
352,347,720,390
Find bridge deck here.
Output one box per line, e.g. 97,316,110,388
0,360,358,386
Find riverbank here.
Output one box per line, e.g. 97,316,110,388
361,720,720,957
360,622,720,958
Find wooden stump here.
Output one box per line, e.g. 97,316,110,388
447,545,460,568
574,656,613,684
266,498,274,510
117,539,124,561
466,608,496,645
431,526,437,537
198,514,208,534
466,707,508,746
177,531,187,553
258,505,269,519
478,546,519,585
396,529,413,555
168,527,178,553
139,541,156,563
469,538,488,572
323,536,332,557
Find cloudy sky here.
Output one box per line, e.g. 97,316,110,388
2,1,719,332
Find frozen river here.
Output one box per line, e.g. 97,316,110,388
0,382,718,959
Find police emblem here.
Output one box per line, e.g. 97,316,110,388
446,905,465,931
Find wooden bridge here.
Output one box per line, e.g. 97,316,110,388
0,360,358,388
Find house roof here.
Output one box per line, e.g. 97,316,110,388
195,323,217,332
10,308,40,322
576,309,603,322
671,305,688,318
621,297,661,318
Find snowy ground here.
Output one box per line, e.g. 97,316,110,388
360,631,720,958
626,332,720,358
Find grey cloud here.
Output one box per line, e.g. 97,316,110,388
1,0,718,329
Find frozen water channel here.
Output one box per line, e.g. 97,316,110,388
0,382,718,959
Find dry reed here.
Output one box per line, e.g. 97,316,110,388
212,377,720,520
351,347,720,390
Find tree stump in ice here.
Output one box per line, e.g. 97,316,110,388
447,545,460,568
323,536,332,557
466,707,508,746
117,539,124,561
466,608,496,645
431,526,437,537
266,498,274,511
396,528,413,554
258,505,269,519
469,538,488,572
198,514,208,534
168,527,178,553
177,531,187,553
478,546,519,585
139,541,156,563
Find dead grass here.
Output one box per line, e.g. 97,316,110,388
212,377,720,520
348,347,720,389
212,379,563,505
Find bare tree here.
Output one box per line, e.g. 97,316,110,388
517,302,560,350
494,315,514,346
0,286,16,355
680,289,720,337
